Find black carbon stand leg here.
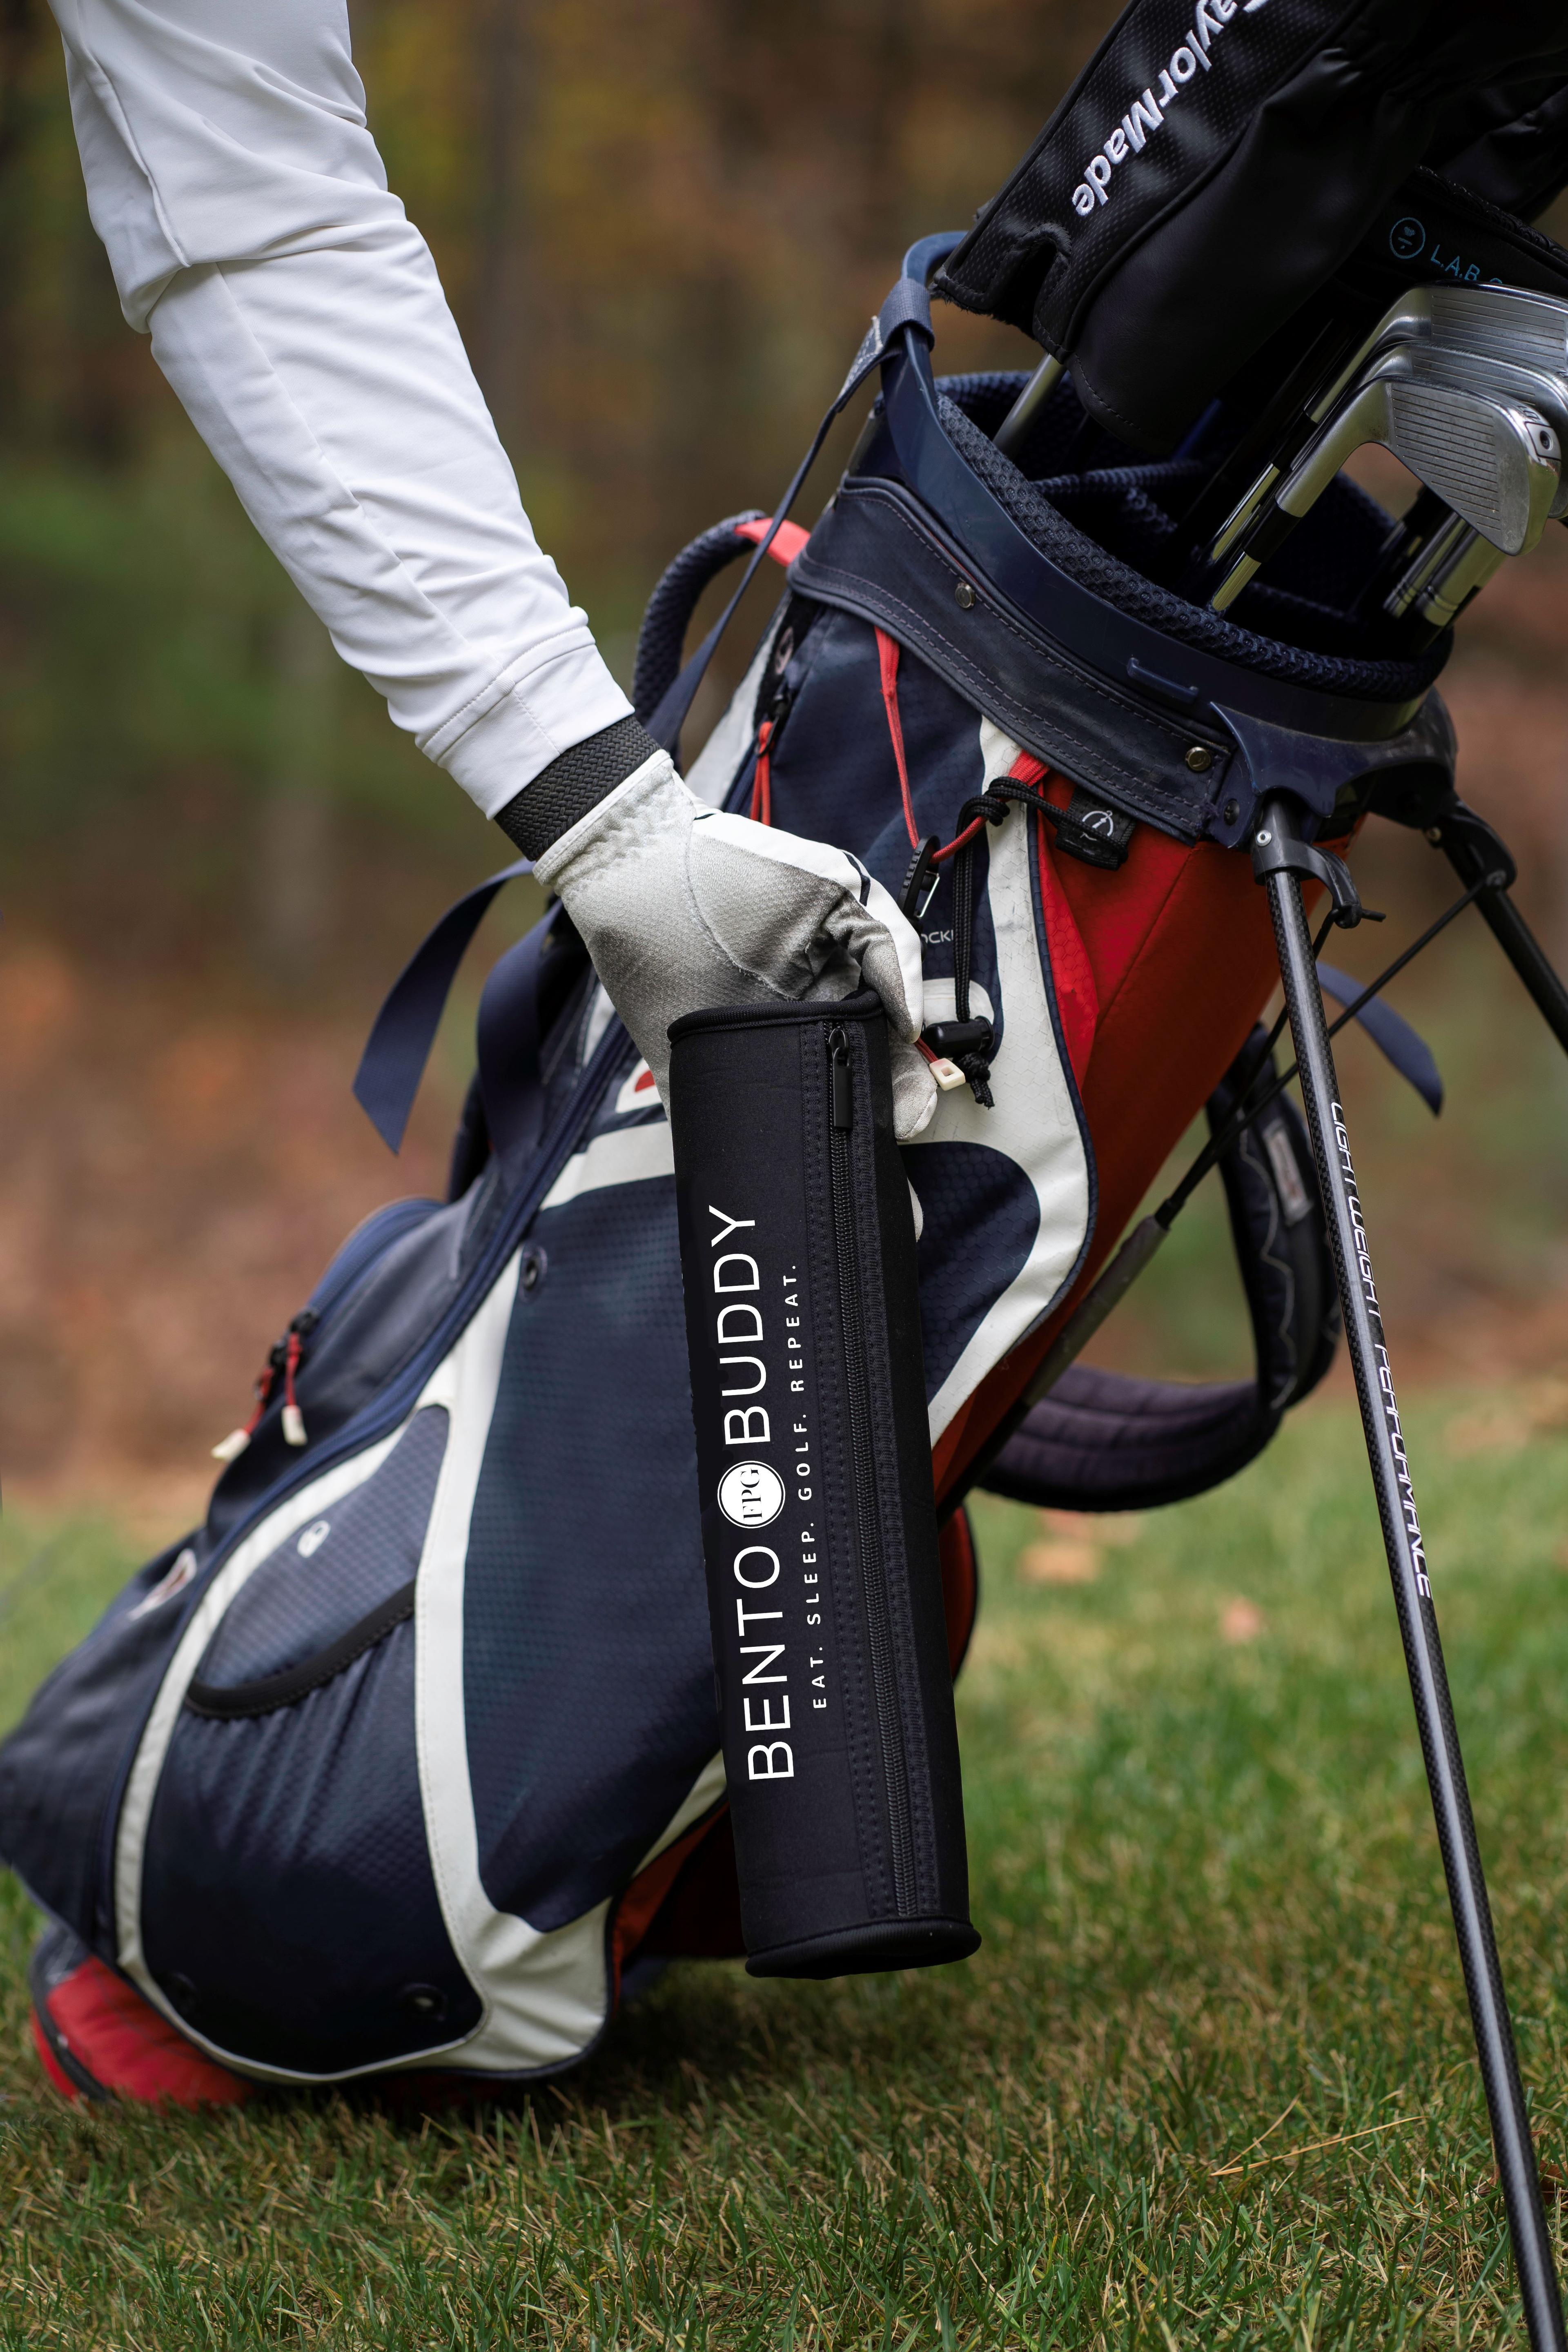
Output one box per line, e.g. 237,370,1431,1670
1466,881,1568,1060
1430,800,1568,1062
1258,797,1565,2351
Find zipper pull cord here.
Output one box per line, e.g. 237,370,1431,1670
945,792,1011,1107
932,760,1052,1108
210,1307,316,1463
748,679,793,829
749,717,774,826
281,1327,308,1448
210,1344,281,1465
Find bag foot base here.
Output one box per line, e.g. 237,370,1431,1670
28,1926,252,2109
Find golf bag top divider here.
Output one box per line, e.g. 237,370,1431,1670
0,245,1454,2087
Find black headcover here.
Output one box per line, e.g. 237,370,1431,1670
937,0,1568,454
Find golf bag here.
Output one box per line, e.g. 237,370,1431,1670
0,251,1462,2089
9,6,1568,2332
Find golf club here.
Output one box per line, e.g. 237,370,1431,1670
1207,281,1568,569
1367,335,1568,635
1210,348,1560,610
994,353,1065,456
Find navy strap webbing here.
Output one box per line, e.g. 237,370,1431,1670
352,861,564,1173
1317,962,1444,1114
476,918,560,1182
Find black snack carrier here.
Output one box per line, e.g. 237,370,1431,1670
668,988,978,1978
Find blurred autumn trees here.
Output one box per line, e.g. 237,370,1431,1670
0,0,1097,967
356,0,1096,592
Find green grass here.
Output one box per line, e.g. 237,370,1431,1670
3,1401,1568,2347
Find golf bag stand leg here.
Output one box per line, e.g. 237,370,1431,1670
1254,793,1566,2351
1430,799,1568,1064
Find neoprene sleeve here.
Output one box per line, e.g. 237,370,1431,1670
668,990,977,1979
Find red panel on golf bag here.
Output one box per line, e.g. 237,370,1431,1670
31,1952,251,2109
935,821,1290,1500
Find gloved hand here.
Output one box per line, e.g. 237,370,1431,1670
535,747,938,1140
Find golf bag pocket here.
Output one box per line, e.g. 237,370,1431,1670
130,1406,470,2079
668,989,978,1979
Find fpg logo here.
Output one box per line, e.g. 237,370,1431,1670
718,1461,784,1528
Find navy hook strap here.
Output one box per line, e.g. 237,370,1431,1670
1316,962,1443,1115
353,859,535,1154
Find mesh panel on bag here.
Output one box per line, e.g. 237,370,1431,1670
930,383,1450,702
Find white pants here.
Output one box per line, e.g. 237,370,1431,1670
47,0,631,814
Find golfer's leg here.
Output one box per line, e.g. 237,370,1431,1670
45,0,631,810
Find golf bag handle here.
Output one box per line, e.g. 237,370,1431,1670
631,513,766,724
1257,793,1565,2352
632,515,809,730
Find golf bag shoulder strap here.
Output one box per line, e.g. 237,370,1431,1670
351,872,590,1182
978,1028,1339,1514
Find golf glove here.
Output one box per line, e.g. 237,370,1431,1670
532,746,937,1140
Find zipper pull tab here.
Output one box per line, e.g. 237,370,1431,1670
212,1305,318,1460
829,1027,853,1131
918,1038,968,1093
212,1336,282,1463
281,1326,308,1448
898,835,942,924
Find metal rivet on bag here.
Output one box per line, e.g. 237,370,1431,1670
1185,744,1213,773
401,1984,448,2023
1222,799,1240,827
954,579,976,609
520,1246,547,1295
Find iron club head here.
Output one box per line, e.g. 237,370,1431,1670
1211,347,1560,610
1206,281,1568,568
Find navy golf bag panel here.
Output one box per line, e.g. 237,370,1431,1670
0,249,1457,2087
1,987,731,2082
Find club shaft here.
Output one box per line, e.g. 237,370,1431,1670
1265,814,1564,2351
995,354,1064,456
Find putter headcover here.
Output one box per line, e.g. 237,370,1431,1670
936,0,1568,451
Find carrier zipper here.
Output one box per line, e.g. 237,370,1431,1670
826,1024,916,1916
208,1195,440,1466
